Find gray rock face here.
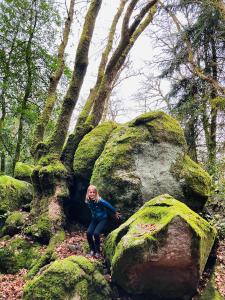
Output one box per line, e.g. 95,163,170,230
134,142,184,201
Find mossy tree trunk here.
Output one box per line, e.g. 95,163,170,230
46,0,102,157
62,0,158,169
30,0,103,239
31,0,75,159
0,29,19,173
12,2,38,175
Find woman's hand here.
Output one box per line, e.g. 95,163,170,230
114,211,122,220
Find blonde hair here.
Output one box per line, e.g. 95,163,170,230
85,185,101,202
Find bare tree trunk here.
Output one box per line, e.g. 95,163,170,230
31,0,75,159
159,0,225,96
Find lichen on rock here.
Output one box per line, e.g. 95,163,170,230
104,194,217,300
23,255,112,300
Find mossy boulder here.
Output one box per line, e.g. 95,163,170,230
69,121,117,224
1,211,28,236
14,162,34,183
104,194,217,300
0,175,33,214
198,275,224,300
0,236,41,274
32,158,68,197
171,154,212,211
24,213,53,244
90,111,211,216
23,255,112,300
73,121,117,180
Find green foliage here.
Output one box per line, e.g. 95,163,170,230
0,0,61,173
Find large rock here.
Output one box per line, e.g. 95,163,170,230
14,162,34,183
0,236,41,274
71,121,117,224
91,111,211,216
104,194,217,300
0,175,33,213
23,255,112,300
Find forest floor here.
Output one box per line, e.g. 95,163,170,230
0,229,224,300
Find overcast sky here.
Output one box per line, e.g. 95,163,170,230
62,0,168,127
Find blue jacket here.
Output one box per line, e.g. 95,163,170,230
86,198,116,221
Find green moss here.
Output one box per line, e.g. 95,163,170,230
48,230,65,248
0,236,41,274
104,194,217,287
0,175,33,213
171,154,212,210
24,213,52,244
91,124,149,212
129,111,186,147
2,211,25,235
73,121,117,179
199,275,224,300
23,255,111,300
14,162,34,182
27,230,66,279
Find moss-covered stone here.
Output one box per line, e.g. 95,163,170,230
73,121,117,180
104,194,216,299
2,211,27,236
23,255,112,300
14,162,34,183
24,213,52,244
0,175,33,213
27,230,66,279
171,154,212,211
199,277,224,300
91,123,151,216
0,236,41,274
129,110,186,147
89,111,210,217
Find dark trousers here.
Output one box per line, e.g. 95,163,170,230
86,218,107,252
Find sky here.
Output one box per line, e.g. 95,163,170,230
62,0,169,128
